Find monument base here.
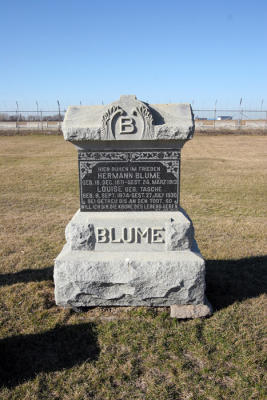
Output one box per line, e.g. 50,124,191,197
54,208,211,315
54,244,206,307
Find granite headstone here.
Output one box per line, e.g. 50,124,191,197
54,95,212,317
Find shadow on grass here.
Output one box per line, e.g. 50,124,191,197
0,323,99,388
0,266,53,287
206,255,267,310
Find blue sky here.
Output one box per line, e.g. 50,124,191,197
0,0,266,111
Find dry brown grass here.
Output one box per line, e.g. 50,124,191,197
0,135,266,399
195,129,267,135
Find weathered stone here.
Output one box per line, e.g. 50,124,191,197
165,209,194,251
170,300,213,319
66,221,95,251
65,208,194,252
54,247,205,307
54,95,210,314
62,95,194,142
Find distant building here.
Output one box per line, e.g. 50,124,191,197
216,116,232,120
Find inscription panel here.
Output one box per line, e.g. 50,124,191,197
78,150,180,212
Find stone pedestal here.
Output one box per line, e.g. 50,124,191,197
54,209,206,307
54,95,212,318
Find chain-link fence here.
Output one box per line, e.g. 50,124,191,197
0,106,267,133
193,109,267,133
0,109,65,132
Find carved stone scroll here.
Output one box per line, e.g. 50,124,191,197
101,95,154,140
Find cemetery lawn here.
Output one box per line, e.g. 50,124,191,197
0,134,266,400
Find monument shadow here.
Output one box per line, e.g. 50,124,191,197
0,266,53,287
0,322,99,388
205,255,267,310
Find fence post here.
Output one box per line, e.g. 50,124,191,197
213,100,217,131
57,100,61,132
41,111,43,131
238,98,243,132
36,101,39,129
16,101,19,131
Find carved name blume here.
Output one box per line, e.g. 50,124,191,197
96,227,165,244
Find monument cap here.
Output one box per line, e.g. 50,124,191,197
62,95,194,142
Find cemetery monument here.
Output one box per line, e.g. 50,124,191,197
54,95,212,318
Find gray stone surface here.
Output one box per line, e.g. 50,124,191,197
55,207,207,308
62,95,194,142
65,209,194,253
170,299,213,319
165,209,194,251
54,95,210,312
54,246,205,307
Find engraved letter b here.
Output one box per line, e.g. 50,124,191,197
119,117,136,134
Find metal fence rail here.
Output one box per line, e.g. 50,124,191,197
1,108,267,120
0,107,267,133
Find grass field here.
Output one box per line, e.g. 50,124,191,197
0,135,266,399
